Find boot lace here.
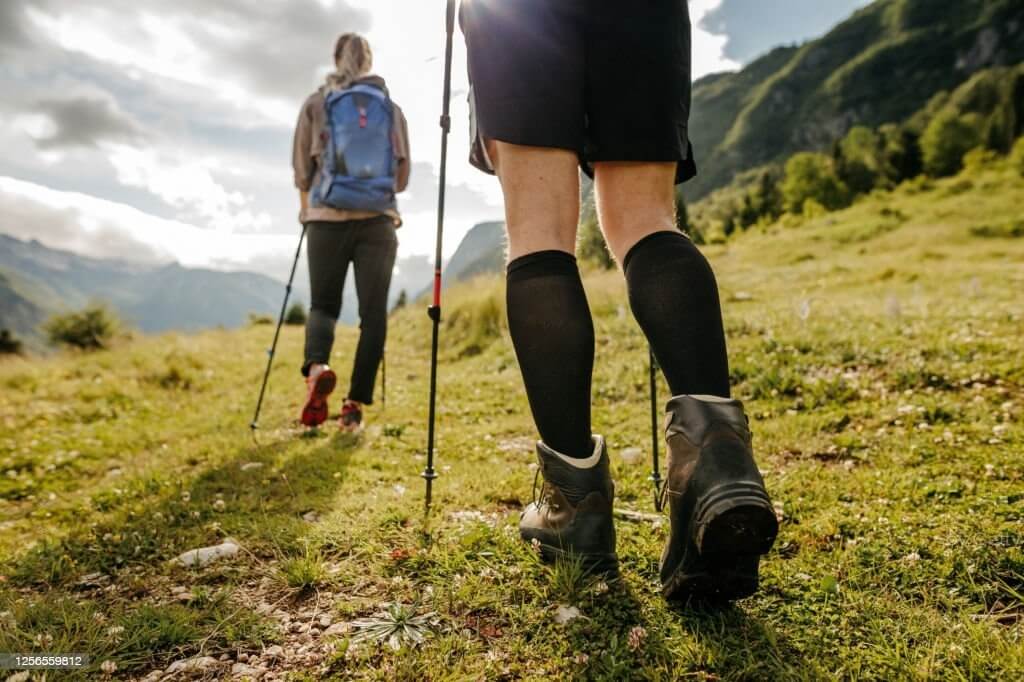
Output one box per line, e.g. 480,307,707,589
531,467,557,510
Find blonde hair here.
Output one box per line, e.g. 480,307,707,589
331,33,373,89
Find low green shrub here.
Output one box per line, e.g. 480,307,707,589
44,305,118,350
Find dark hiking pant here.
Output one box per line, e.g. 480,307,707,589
302,217,397,405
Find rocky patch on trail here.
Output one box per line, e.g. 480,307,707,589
138,580,363,680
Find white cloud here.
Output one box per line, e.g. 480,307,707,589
106,144,273,234
0,176,297,274
690,0,742,77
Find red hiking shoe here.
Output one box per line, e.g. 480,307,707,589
339,400,363,433
300,365,337,427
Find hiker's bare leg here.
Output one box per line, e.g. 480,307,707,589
487,140,580,261
593,161,678,263
488,139,593,458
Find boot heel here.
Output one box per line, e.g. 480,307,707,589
695,482,778,557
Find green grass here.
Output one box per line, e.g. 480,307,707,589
1,165,1022,679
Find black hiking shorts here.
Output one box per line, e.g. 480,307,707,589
460,0,696,184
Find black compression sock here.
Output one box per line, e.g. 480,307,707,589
506,250,594,458
624,231,731,398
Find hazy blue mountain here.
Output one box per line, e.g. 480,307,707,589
0,233,286,338
442,221,506,284
413,221,506,301
0,271,45,346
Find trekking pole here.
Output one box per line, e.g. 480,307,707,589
381,348,387,410
423,0,457,510
649,346,665,512
250,224,308,434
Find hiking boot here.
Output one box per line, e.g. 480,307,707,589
520,436,618,577
300,364,336,427
660,395,778,602
339,399,363,432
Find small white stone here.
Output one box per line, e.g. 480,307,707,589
619,447,643,465
323,622,350,638
166,655,219,673
231,662,263,679
173,540,241,567
554,604,582,624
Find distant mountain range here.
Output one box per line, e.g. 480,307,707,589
445,221,505,283
0,233,290,345
0,226,503,350
409,221,505,302
686,0,1024,199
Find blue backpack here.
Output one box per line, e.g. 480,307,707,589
312,83,396,212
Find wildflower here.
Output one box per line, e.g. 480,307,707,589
100,660,118,674
212,499,226,512
389,548,412,562
573,653,590,664
33,633,54,648
106,625,125,638
181,491,191,503
628,625,647,651
593,581,609,595
530,538,542,555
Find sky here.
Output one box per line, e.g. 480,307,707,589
0,0,869,283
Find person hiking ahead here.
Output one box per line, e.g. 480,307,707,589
460,1,778,601
292,33,410,432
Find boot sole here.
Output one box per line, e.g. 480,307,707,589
531,541,620,579
663,482,778,603
300,370,337,427
694,481,778,557
662,554,760,603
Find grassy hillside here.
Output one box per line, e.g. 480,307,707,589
0,164,1022,679
687,0,1024,199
